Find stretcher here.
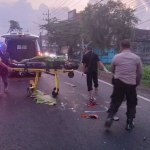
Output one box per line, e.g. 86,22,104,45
10,61,78,98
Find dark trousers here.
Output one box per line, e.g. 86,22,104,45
108,79,137,119
86,71,98,91
0,72,8,94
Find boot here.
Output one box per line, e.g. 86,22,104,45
104,117,114,129
104,113,114,129
126,118,134,130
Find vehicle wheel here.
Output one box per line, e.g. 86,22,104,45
27,87,34,97
53,87,59,92
52,91,58,98
68,72,74,78
39,72,42,77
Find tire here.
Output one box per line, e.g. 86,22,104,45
39,72,42,77
53,87,59,92
68,72,74,78
52,91,58,98
27,87,34,97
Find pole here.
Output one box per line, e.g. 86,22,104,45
81,35,84,62
47,9,50,52
43,9,51,52
48,9,50,24
39,32,42,51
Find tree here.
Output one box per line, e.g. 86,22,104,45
40,18,81,57
8,20,23,33
81,0,139,50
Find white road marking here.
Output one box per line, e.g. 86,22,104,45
75,70,150,102
137,95,150,102
64,82,76,87
84,106,108,113
80,93,88,99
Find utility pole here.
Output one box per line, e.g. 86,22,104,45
43,9,51,24
81,34,84,62
39,32,42,51
43,9,51,52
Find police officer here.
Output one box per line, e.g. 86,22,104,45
105,39,143,130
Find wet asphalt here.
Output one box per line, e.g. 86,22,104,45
0,72,150,150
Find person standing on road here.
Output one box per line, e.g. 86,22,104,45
105,39,143,130
82,46,110,101
0,43,18,97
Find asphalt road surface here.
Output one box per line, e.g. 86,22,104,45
0,71,150,150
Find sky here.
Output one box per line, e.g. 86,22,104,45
0,0,150,38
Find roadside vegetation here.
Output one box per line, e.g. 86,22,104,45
99,64,150,86
142,65,150,85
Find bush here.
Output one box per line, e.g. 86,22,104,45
99,63,150,85
142,65,150,85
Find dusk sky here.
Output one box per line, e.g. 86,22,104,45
0,0,150,37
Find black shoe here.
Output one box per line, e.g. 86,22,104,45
89,97,96,102
126,118,134,130
104,118,113,129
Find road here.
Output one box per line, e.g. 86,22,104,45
0,71,150,150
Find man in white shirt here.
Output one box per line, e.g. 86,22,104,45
105,39,143,130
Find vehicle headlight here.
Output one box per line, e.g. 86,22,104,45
45,52,49,56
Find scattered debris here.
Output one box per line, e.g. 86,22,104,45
81,113,87,118
143,137,147,141
88,114,98,119
61,102,67,110
68,108,76,113
73,109,76,113
86,102,98,107
113,116,119,121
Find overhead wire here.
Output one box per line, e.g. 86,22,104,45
136,4,150,12
49,0,59,8
134,0,148,9
50,0,70,14
134,0,150,10
52,0,75,17
52,0,148,18
55,0,83,18
137,18,150,25
55,0,103,18
122,0,150,18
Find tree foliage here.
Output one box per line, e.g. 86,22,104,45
40,18,81,47
40,0,139,52
81,0,139,49
8,20,23,33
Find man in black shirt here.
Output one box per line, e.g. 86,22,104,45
0,43,18,97
82,46,109,101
